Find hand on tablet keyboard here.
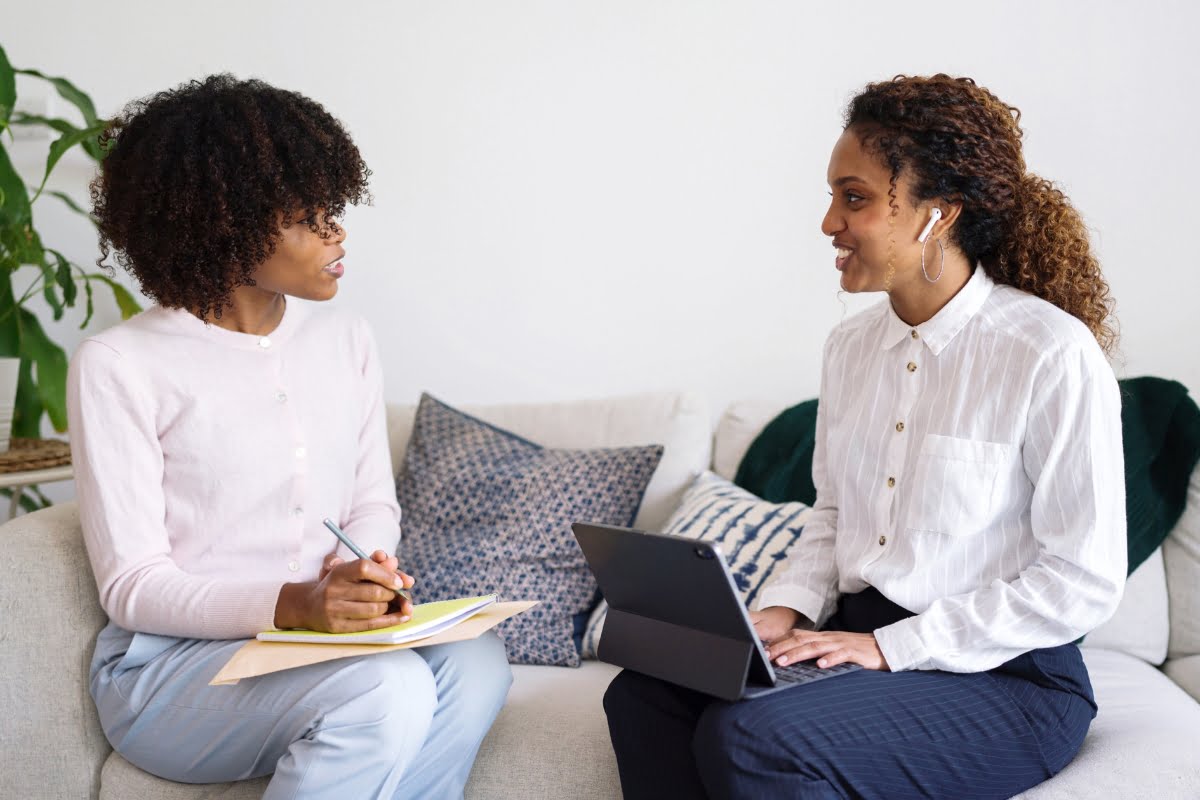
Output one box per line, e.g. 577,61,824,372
764,629,892,672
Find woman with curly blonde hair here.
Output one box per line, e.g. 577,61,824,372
604,74,1126,799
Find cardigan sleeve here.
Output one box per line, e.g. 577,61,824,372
68,340,283,639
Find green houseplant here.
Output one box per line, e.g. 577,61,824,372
0,43,141,457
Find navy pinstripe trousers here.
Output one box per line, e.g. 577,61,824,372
603,589,1096,799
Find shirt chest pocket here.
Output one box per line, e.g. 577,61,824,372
905,434,1013,537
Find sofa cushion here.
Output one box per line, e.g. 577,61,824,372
712,397,789,481
386,391,711,533
1163,654,1200,703
1166,462,1200,660
397,394,663,666
0,502,111,800
1082,546,1169,665
582,471,812,658
467,663,622,799
1015,648,1200,798
100,754,266,799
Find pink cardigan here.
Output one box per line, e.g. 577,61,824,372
66,301,401,639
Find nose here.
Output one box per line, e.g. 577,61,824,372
332,221,348,245
820,201,842,238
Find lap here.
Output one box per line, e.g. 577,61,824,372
691,665,1091,799
90,622,443,782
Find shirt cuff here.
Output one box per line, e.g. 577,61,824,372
754,584,829,630
873,615,932,672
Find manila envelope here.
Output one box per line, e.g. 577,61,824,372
211,601,538,685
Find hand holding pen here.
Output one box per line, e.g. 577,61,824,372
323,518,413,601
273,523,415,634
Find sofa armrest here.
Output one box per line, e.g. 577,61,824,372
1163,655,1200,703
0,502,111,799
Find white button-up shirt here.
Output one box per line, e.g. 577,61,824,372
755,267,1127,673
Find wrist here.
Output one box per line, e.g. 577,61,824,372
274,581,314,630
766,605,803,628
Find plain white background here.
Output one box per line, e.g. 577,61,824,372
6,0,1199,504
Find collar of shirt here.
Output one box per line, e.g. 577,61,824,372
880,265,995,356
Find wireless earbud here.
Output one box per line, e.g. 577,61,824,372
917,207,942,243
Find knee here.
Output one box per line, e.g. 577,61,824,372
429,633,512,720
603,668,665,721
336,652,438,740
692,705,763,789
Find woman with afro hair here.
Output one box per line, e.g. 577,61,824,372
68,74,511,798
604,74,1126,799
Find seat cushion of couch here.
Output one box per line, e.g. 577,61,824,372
468,662,622,799
1016,647,1200,798
98,662,624,800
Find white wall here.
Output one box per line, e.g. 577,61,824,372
6,1,1199,504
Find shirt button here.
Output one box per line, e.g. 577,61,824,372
295,446,307,459
879,535,887,546
276,392,288,403
895,421,905,432
907,362,917,373
887,477,896,488
258,337,272,349
910,330,919,339
292,506,304,517
287,560,299,572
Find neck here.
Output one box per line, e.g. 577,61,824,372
195,287,287,335
888,247,974,327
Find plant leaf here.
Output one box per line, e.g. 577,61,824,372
85,272,141,319
0,44,15,128
0,142,31,226
11,113,103,161
14,67,98,125
12,356,42,438
77,265,94,328
17,307,68,431
0,271,20,358
47,246,77,308
33,120,108,201
38,255,65,321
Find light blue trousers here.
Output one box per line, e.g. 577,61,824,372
90,621,513,799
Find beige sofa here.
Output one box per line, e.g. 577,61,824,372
3,392,1199,799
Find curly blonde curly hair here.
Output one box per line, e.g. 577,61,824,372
846,74,1118,355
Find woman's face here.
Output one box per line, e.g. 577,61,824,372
821,128,934,294
250,211,348,302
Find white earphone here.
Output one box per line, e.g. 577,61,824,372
917,207,942,243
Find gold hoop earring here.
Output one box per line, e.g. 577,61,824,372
921,237,944,283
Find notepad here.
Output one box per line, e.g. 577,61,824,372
257,594,498,645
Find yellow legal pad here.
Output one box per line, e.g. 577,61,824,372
211,600,538,685
257,594,498,645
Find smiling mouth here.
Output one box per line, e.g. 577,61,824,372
835,246,852,270
322,258,344,278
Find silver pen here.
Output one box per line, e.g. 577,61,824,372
322,517,413,601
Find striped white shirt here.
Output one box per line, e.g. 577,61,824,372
755,267,1127,673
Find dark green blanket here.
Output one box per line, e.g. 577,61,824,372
734,377,1200,575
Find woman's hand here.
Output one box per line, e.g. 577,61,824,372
765,629,890,671
749,605,804,644
275,550,415,633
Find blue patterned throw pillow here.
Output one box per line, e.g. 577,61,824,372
582,470,811,658
397,394,663,667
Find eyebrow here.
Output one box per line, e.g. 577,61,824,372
830,176,868,187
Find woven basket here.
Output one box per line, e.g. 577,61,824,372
0,438,72,474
